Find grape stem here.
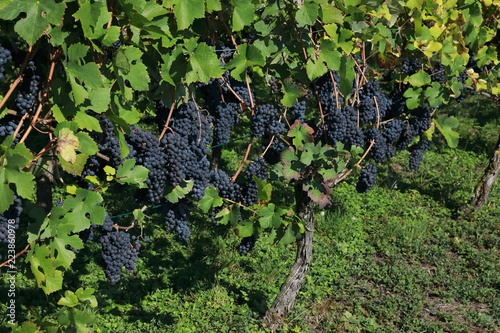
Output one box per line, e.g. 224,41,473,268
231,137,254,182
158,96,176,141
0,45,33,111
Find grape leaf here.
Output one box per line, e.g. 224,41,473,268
28,244,64,294
232,0,255,31
56,128,80,163
0,0,66,45
295,1,319,27
288,120,315,148
165,180,194,203
434,115,460,148
116,159,149,187
186,42,225,84
73,0,110,40
198,186,223,213
172,0,205,30
75,288,98,308
58,290,79,308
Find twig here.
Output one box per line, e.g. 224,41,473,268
0,243,31,268
231,137,254,182
0,46,33,111
158,98,176,141
20,47,60,144
355,139,375,168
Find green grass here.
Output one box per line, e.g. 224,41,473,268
2,95,499,332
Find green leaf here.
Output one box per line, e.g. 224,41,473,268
198,186,223,213
73,111,102,132
165,180,194,203
172,0,205,30
255,177,272,203
75,288,98,308
58,290,79,308
277,225,296,245
115,46,150,91
295,1,319,27
281,79,306,107
73,0,110,40
403,87,423,109
186,42,225,84
215,205,240,226
306,54,327,81
405,70,431,87
28,244,64,294
0,0,66,45
225,44,265,81
258,203,286,229
434,115,460,148
288,120,315,148
116,159,149,187
232,0,255,31
57,153,88,176
281,148,301,180
237,221,254,238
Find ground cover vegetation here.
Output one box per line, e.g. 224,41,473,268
0,0,499,331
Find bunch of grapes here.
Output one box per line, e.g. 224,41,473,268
250,104,285,138
409,140,432,170
356,164,377,193
128,126,168,203
316,71,343,108
401,58,421,75
242,158,268,206
98,231,140,283
358,80,390,124
237,236,256,255
290,101,306,123
0,197,22,243
365,127,393,163
210,169,242,202
428,61,446,84
161,201,191,241
0,46,12,81
161,101,212,200
15,61,41,115
211,102,240,147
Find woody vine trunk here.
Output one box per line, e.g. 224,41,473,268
263,183,315,330
468,134,500,211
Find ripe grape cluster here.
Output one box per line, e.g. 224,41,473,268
98,231,140,283
210,169,242,202
322,106,364,148
128,126,168,203
0,197,22,243
409,140,432,170
356,164,377,193
316,70,343,108
242,157,268,206
358,80,390,124
160,101,212,201
250,104,285,138
0,46,12,81
290,101,306,123
401,58,421,75
237,236,256,255
211,102,240,147
428,61,446,84
161,201,191,241
15,61,41,115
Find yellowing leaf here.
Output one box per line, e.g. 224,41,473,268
56,128,80,163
